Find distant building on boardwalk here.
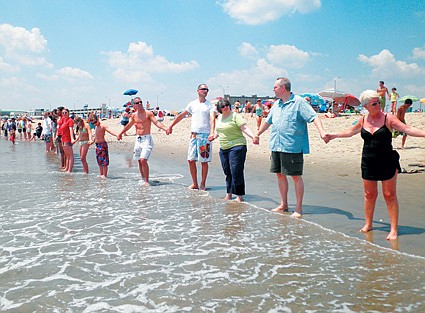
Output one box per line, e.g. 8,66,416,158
224,94,275,108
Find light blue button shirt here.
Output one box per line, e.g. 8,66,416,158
265,94,317,154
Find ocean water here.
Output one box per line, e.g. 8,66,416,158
1,139,425,312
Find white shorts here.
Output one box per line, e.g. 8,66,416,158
133,134,154,161
187,133,212,163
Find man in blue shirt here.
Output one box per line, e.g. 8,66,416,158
255,77,326,218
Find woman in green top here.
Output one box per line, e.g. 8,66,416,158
212,99,256,202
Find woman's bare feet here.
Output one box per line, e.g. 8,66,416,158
235,196,243,202
359,225,373,234
224,193,232,200
290,211,302,218
189,184,199,190
271,205,289,212
386,230,398,241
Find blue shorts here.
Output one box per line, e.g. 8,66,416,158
187,133,212,163
44,134,52,143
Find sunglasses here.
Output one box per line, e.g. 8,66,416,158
369,100,380,107
133,101,142,105
199,88,209,91
220,103,230,109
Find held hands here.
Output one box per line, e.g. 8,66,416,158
322,133,337,144
117,133,122,141
252,136,259,145
165,127,173,135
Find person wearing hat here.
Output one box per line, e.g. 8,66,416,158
324,90,425,240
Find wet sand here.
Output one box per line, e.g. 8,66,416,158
104,112,425,257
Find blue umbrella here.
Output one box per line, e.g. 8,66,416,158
123,89,138,96
300,93,326,107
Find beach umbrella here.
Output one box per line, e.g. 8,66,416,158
398,95,419,102
300,93,326,107
261,99,275,107
333,94,361,108
123,89,138,96
318,88,347,99
420,98,425,104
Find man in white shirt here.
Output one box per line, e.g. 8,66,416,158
167,84,214,191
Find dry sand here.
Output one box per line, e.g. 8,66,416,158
102,112,425,256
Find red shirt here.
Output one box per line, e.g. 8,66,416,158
57,116,64,136
60,117,74,143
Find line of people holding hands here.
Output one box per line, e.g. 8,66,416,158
23,77,425,241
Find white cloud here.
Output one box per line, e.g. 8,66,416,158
267,44,311,68
221,0,321,25
358,49,425,78
238,42,258,59
37,67,94,82
105,41,199,83
0,56,18,72
0,23,47,52
0,23,52,68
57,67,94,80
412,45,425,59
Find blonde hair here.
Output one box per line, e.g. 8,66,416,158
359,90,380,106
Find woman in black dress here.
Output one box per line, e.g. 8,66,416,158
325,90,425,241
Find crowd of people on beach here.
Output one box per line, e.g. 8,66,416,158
2,78,425,241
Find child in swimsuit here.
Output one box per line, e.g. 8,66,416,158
74,117,92,174
89,115,118,178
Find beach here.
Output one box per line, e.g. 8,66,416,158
106,111,425,256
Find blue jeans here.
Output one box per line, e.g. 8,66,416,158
219,145,247,196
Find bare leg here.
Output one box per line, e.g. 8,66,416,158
200,162,208,191
401,135,407,149
63,145,74,172
361,179,378,233
100,166,108,178
80,144,89,174
188,160,199,189
224,193,232,200
138,159,150,185
382,173,399,240
235,196,243,202
272,173,289,212
291,175,304,218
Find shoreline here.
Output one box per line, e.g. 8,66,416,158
103,112,425,256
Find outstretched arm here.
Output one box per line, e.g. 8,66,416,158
312,117,326,139
151,115,167,131
324,117,362,143
105,126,119,138
117,118,135,140
166,110,188,135
240,124,255,140
388,114,425,137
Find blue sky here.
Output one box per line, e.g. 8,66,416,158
1,0,425,111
